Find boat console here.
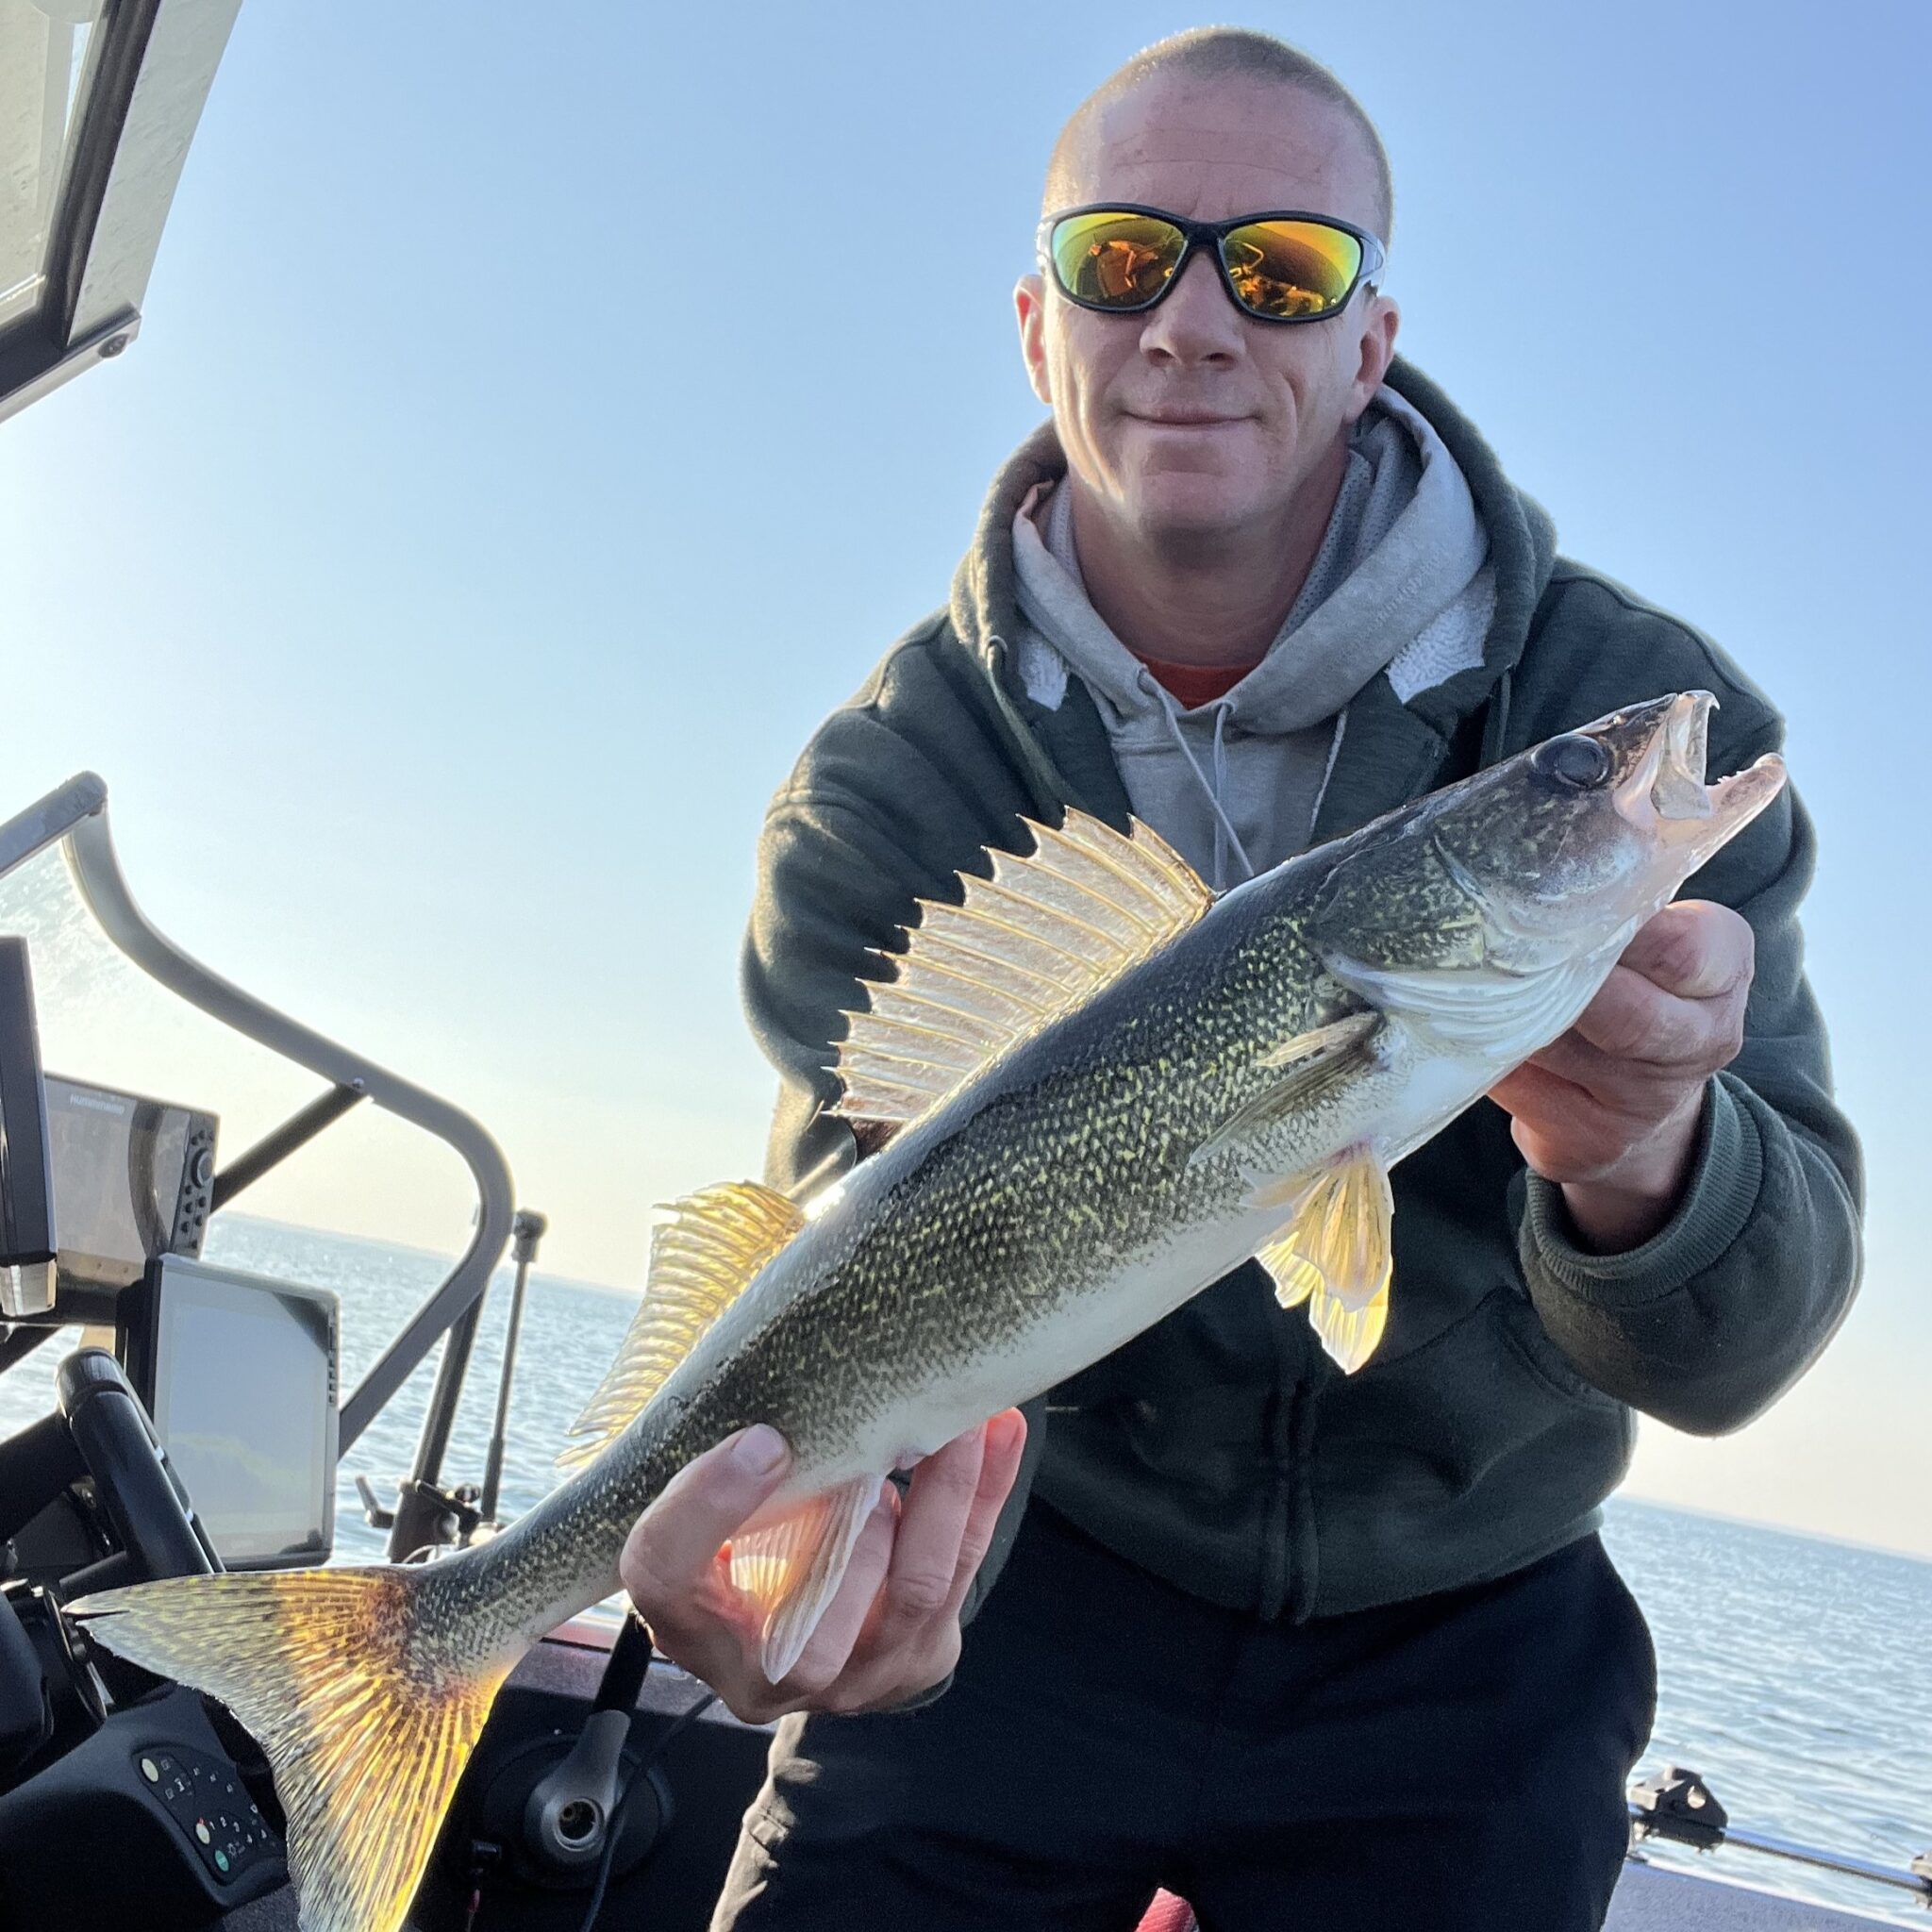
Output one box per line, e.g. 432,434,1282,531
0,918,282,1922
0,775,776,1932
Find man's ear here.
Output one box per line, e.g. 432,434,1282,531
1015,273,1052,407
1344,291,1400,425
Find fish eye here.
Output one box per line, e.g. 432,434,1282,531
1530,733,1611,791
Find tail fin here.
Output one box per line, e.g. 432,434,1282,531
69,1567,520,1932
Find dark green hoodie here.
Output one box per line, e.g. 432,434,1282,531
738,358,1863,1627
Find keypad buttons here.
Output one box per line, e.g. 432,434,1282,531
131,1740,282,1887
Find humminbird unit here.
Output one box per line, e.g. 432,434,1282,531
40,1076,216,1317
0,939,56,1319
123,1257,340,1570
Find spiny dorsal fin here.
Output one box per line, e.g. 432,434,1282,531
558,1181,804,1470
833,809,1212,1130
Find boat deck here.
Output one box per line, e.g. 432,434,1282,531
1609,1859,1895,1929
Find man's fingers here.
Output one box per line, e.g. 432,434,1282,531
1487,1058,1586,1122
871,1424,990,1648
1569,964,1725,1069
1489,1060,1605,1175
822,1410,1029,1715
774,1488,901,1698
622,1413,1031,1723
619,1424,791,1620
938,1407,1028,1624
1617,901,1755,1003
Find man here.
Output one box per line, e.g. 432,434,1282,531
620,28,1862,1930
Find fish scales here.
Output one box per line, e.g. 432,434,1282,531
444,886,1358,1644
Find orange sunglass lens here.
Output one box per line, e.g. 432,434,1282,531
1219,219,1363,319
1048,212,1187,309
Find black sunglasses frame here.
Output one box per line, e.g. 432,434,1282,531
1036,203,1388,325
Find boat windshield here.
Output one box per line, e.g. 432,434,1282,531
0,0,107,332
0,783,515,1536
0,838,316,1153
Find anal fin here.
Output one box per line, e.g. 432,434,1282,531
1254,1147,1394,1374
729,1474,886,1683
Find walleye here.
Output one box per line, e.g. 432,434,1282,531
69,692,1784,1932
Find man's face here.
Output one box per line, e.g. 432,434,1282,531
1016,74,1399,558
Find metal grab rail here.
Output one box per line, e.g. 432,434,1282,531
1629,1767,1932,1907
1713,1825,1932,1902
0,774,516,1454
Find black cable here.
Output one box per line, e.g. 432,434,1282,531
572,1686,720,1932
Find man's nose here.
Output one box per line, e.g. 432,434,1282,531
1138,249,1244,367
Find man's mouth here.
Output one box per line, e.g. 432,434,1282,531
1127,408,1249,427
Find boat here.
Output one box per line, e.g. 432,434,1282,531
1,7,1924,1928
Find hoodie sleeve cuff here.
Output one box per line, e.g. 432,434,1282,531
1520,1074,1764,1309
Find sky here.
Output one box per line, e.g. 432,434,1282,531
3,0,1928,1556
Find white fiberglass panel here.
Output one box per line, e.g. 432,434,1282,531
0,0,104,331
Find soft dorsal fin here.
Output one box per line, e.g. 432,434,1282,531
833,809,1212,1130
558,1181,803,1470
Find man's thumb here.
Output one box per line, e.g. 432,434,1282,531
625,1424,793,1599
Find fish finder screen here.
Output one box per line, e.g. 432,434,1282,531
45,1079,192,1285
147,1258,338,1567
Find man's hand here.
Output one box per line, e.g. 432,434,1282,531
619,1409,1027,1724
1488,901,1755,1254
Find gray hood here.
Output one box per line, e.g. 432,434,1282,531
1008,385,1497,885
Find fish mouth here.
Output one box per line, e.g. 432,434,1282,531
1615,691,1787,871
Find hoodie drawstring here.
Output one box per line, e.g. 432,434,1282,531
1136,670,1256,890
1308,707,1350,841
1208,701,1242,889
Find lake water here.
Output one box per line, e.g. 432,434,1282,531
3,1214,1926,1924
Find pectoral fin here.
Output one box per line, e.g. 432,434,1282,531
1253,1148,1394,1374
1192,1013,1382,1166
728,1474,887,1683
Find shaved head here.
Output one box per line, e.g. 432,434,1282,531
1044,28,1393,243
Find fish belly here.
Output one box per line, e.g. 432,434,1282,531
784,1200,1293,1496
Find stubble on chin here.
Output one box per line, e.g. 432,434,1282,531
1107,441,1291,563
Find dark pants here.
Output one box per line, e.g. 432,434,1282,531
711,1500,1657,1930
